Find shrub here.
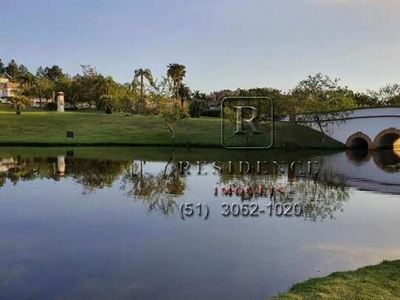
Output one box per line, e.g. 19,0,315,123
201,109,220,118
189,99,207,118
47,102,57,111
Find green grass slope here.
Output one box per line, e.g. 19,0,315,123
0,106,344,148
268,260,400,300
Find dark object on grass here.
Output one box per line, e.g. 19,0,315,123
106,105,112,114
66,131,74,139
47,102,57,111
201,109,221,118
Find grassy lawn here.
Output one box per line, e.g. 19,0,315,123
268,260,400,300
0,105,344,148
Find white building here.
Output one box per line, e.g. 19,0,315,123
0,78,20,100
0,77,53,107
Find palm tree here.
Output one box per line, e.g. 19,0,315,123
134,68,153,99
8,95,31,115
178,83,191,107
167,63,186,103
192,90,206,100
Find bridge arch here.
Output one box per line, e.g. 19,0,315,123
372,128,400,150
346,132,373,149
372,150,400,173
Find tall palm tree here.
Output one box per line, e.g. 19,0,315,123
166,63,186,103
178,83,192,107
134,68,153,99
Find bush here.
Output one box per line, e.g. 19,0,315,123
47,102,57,111
201,109,220,118
189,99,207,118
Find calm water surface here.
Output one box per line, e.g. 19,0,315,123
0,147,400,300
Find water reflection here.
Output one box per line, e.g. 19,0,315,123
0,156,131,193
120,158,185,215
336,149,400,194
1,147,399,218
1,147,400,300
218,170,348,221
346,148,400,172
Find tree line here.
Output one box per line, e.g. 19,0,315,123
1,57,400,120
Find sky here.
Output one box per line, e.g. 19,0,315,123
2,0,400,93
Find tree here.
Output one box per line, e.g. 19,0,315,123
70,66,108,109
35,65,66,104
0,59,5,76
134,68,153,99
150,77,188,139
36,66,45,78
35,77,54,107
354,92,379,107
291,73,356,144
238,87,287,120
148,77,174,99
158,99,188,139
368,84,400,106
80,65,98,77
109,83,137,112
73,74,103,109
178,83,191,107
68,68,131,111
98,76,123,113
8,95,31,115
189,98,207,118
54,76,72,106
167,63,186,104
43,65,64,81
5,60,19,81
20,72,35,87
17,64,29,80
210,89,240,106
192,90,206,101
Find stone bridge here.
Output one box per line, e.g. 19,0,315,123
286,107,400,149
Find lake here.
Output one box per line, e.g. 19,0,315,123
0,147,400,300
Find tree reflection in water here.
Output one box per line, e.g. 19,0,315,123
120,157,186,215
218,165,349,221
0,155,348,219
2,147,400,220
0,155,186,216
0,156,131,194
285,172,349,221
66,158,130,194
0,157,61,185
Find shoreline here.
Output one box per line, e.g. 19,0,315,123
0,142,346,149
268,260,400,299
